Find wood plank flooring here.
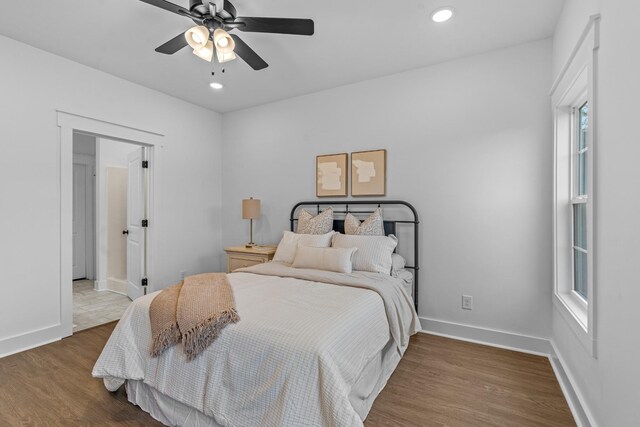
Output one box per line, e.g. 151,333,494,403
366,334,575,427
0,323,574,426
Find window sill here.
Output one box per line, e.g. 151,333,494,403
553,292,596,357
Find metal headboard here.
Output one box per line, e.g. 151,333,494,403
290,200,420,311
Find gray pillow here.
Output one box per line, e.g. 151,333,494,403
297,208,334,234
344,208,385,236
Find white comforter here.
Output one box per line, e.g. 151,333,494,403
93,263,420,427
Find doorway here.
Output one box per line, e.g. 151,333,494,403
58,111,162,339
71,132,151,332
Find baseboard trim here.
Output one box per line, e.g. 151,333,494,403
0,324,62,358
95,279,107,291
97,288,128,297
419,317,553,357
549,340,597,427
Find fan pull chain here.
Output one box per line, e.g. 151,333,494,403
211,61,225,76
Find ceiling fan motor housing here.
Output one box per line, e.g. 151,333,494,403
188,1,236,31
189,0,207,14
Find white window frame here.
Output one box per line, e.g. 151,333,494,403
570,93,588,308
550,15,599,358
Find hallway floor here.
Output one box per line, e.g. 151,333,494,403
73,280,131,333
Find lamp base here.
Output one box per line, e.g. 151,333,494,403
246,218,256,248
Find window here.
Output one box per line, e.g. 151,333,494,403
551,15,599,357
572,100,588,301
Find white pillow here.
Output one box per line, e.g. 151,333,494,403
331,233,398,274
273,230,335,264
391,253,407,276
292,245,357,273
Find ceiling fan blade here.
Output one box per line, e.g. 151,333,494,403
222,0,237,19
139,0,200,18
230,34,268,70
155,31,189,54
233,17,314,36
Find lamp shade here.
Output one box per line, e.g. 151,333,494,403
185,26,210,50
217,49,237,63
213,28,235,54
242,198,261,219
193,40,214,62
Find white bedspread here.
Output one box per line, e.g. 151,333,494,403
93,264,420,427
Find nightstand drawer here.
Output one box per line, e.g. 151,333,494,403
225,245,276,273
228,255,266,272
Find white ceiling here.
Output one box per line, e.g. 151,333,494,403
0,0,564,113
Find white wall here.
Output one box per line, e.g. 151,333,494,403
551,1,640,425
73,133,96,156
221,39,554,340
552,0,601,78
72,133,97,280
99,138,139,169
0,34,223,356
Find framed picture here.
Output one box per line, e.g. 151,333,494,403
351,149,386,196
316,153,348,197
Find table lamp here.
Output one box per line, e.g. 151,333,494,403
242,197,261,247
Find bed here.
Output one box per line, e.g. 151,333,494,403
93,201,421,427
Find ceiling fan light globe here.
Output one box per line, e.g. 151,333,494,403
193,40,214,62
216,50,237,64
213,29,235,54
185,25,210,50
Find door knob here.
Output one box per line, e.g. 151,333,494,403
122,230,129,235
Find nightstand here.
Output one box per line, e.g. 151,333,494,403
225,245,276,273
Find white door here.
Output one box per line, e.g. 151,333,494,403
72,164,87,279
126,148,145,300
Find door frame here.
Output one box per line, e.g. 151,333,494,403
58,111,164,338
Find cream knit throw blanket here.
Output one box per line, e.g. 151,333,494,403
149,273,239,361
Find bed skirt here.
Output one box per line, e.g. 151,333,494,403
123,339,400,427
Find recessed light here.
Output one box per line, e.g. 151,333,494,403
431,7,454,23
210,82,224,90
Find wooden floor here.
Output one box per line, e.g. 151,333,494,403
366,334,575,427
0,323,575,427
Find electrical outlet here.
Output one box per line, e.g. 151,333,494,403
462,295,473,310
180,270,187,280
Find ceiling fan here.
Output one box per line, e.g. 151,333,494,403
139,0,314,70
